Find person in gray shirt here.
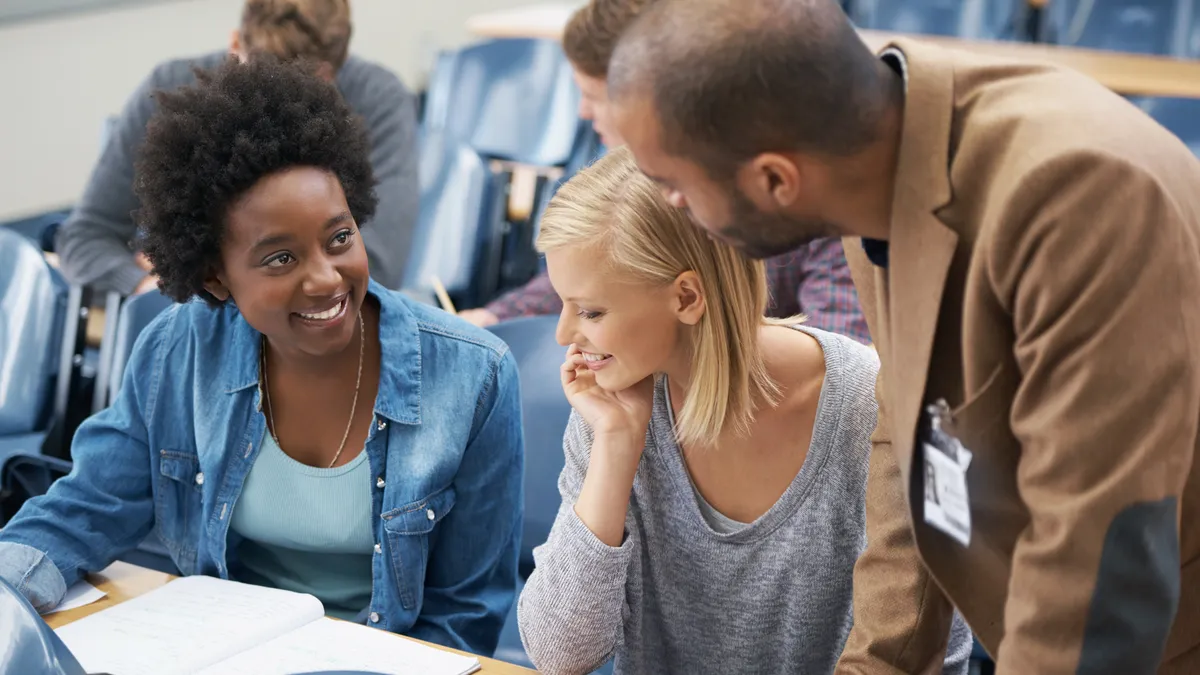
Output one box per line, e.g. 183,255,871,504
55,0,418,295
518,146,971,675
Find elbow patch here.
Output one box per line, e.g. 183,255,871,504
1077,498,1179,675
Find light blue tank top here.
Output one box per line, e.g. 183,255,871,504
230,431,375,620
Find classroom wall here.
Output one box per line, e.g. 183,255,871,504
0,0,535,221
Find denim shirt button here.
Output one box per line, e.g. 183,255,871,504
426,508,435,521
376,476,385,489
374,543,382,554
194,472,204,486
377,419,388,431
369,612,380,623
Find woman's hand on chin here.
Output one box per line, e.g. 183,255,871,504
560,344,654,444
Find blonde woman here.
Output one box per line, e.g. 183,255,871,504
516,147,971,675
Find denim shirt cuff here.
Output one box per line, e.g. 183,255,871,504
0,542,68,614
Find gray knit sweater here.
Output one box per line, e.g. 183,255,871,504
518,326,972,675
55,51,419,294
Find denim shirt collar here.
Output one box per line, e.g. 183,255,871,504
218,278,422,425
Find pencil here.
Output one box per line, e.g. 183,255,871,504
430,276,457,315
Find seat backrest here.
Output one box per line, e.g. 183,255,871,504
403,134,496,305
441,38,581,166
108,290,175,402
0,574,86,675
853,0,1022,40
1044,0,1190,55
487,316,570,576
0,229,66,435
420,49,460,137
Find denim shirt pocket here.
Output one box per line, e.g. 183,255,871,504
381,485,457,610
154,449,203,572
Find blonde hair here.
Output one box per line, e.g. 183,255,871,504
240,0,352,69
537,146,783,448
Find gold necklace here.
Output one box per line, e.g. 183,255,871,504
260,311,365,469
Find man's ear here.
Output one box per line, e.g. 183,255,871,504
672,270,707,327
203,271,231,303
228,30,246,62
743,152,803,209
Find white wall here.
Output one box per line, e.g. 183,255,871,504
0,0,534,221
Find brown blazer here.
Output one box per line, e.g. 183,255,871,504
836,39,1200,675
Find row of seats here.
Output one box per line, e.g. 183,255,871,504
847,0,1197,58
408,39,600,310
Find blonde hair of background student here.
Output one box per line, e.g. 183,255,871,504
537,145,801,447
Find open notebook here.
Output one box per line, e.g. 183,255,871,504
53,576,481,675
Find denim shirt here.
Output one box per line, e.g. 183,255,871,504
0,280,524,656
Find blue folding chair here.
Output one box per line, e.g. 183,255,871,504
1042,0,1191,55
852,0,1024,40
0,229,67,465
403,133,501,308
101,289,175,409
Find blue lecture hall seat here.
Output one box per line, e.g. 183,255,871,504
0,575,86,675
851,0,1024,40
485,316,613,673
103,289,174,408
402,133,499,308
1042,0,1191,55
430,38,581,167
0,229,67,466
419,49,459,143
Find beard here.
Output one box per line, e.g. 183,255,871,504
714,188,842,259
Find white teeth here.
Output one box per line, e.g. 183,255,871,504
299,299,344,320
583,352,610,362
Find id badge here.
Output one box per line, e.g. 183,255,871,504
922,399,973,546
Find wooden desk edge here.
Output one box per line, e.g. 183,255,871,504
43,562,536,674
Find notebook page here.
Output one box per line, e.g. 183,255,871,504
55,575,325,675
198,617,480,675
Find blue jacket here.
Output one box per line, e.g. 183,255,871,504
0,282,524,656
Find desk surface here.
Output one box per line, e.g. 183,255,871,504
45,562,537,675
465,2,1200,100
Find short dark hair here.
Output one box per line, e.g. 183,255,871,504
134,56,377,304
562,0,654,78
240,0,352,69
608,0,894,175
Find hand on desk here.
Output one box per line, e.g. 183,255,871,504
460,308,499,327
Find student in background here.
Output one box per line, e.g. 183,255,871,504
606,0,1200,671
55,0,419,294
458,0,869,345
515,147,970,674
0,58,522,657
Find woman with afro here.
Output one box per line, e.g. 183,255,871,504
0,56,524,657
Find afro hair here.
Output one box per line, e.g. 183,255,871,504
134,55,377,304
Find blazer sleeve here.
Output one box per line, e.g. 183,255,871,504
983,154,1200,674
835,241,958,675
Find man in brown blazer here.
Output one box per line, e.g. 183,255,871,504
605,0,1200,672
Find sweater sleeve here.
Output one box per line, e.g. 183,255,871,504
345,63,419,290
54,62,166,294
517,411,636,675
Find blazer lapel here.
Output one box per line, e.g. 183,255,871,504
878,39,959,487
